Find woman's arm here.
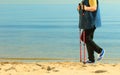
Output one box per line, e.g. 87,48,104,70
84,0,97,12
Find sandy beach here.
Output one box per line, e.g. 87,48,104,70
0,62,120,75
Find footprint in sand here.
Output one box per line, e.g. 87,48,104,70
36,64,59,72
112,64,117,67
47,66,59,72
94,70,107,73
5,67,17,72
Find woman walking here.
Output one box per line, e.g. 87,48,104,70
78,0,105,63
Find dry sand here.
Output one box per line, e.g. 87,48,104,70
0,62,120,75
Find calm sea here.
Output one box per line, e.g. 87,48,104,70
0,3,120,63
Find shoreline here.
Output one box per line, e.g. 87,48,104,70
0,57,120,64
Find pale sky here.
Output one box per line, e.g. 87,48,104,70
0,0,80,4
0,0,119,4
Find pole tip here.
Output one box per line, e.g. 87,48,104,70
83,62,86,64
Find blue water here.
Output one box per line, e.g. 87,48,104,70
0,3,120,62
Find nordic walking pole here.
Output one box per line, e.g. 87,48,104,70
83,31,86,64
78,0,86,63
81,0,86,64
78,3,82,62
79,29,82,62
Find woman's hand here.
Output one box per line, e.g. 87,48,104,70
77,3,87,11
77,5,80,11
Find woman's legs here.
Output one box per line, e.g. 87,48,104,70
81,27,102,62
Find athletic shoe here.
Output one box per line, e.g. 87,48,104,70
97,49,105,61
85,60,95,64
